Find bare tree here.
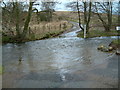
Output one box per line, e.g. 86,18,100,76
94,1,113,31
76,0,84,31
14,2,20,37
2,1,29,36
83,1,92,33
117,1,120,26
66,1,83,30
66,1,92,34
21,2,34,39
2,1,36,41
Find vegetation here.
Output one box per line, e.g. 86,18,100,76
2,1,72,43
1,1,120,43
40,0,57,22
66,1,119,38
0,66,3,74
109,39,120,51
67,1,92,33
2,20,72,43
77,30,118,38
112,39,120,45
2,1,34,42
94,2,113,32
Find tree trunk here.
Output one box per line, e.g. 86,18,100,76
21,2,34,40
86,2,92,34
83,2,92,34
15,2,20,37
118,1,120,26
84,2,87,26
76,0,84,31
107,2,112,31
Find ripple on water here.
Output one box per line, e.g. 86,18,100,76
2,22,118,88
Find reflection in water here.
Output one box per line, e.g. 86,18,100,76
81,43,92,65
17,61,23,73
18,61,22,65
59,69,67,81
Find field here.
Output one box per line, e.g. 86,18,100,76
2,11,73,43
2,11,119,43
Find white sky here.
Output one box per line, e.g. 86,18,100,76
55,1,71,11
2,0,119,11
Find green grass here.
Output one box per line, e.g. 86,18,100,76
35,30,64,40
2,36,15,43
2,20,73,43
112,39,120,45
77,30,118,38
2,30,66,43
0,66,3,74
66,18,79,23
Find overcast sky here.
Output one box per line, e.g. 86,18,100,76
55,1,71,11
2,0,72,11
2,0,119,11
34,0,72,11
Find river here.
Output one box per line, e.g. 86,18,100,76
2,22,118,88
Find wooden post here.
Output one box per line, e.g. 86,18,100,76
84,24,86,38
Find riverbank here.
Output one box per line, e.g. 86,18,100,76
77,30,120,50
77,30,118,38
109,39,120,49
2,21,73,43
3,28,118,88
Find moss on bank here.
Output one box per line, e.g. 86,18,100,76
2,30,64,43
2,23,73,43
109,39,120,50
0,66,3,74
112,39,120,45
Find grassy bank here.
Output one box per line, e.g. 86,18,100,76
112,39,120,45
0,66,2,74
2,11,118,43
109,39,120,50
58,11,118,38
77,30,118,38
2,20,73,43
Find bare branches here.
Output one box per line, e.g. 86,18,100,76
66,1,92,33
22,2,34,39
76,0,84,30
94,2,113,31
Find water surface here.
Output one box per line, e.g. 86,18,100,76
2,22,118,88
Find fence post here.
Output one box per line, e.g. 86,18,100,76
84,24,86,38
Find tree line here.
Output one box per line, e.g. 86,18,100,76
1,0,120,42
2,0,58,42
67,1,120,34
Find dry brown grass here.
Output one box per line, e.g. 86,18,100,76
3,11,118,42
2,12,73,41
28,20,72,39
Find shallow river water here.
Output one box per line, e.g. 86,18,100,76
2,22,118,88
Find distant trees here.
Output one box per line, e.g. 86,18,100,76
40,0,57,21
